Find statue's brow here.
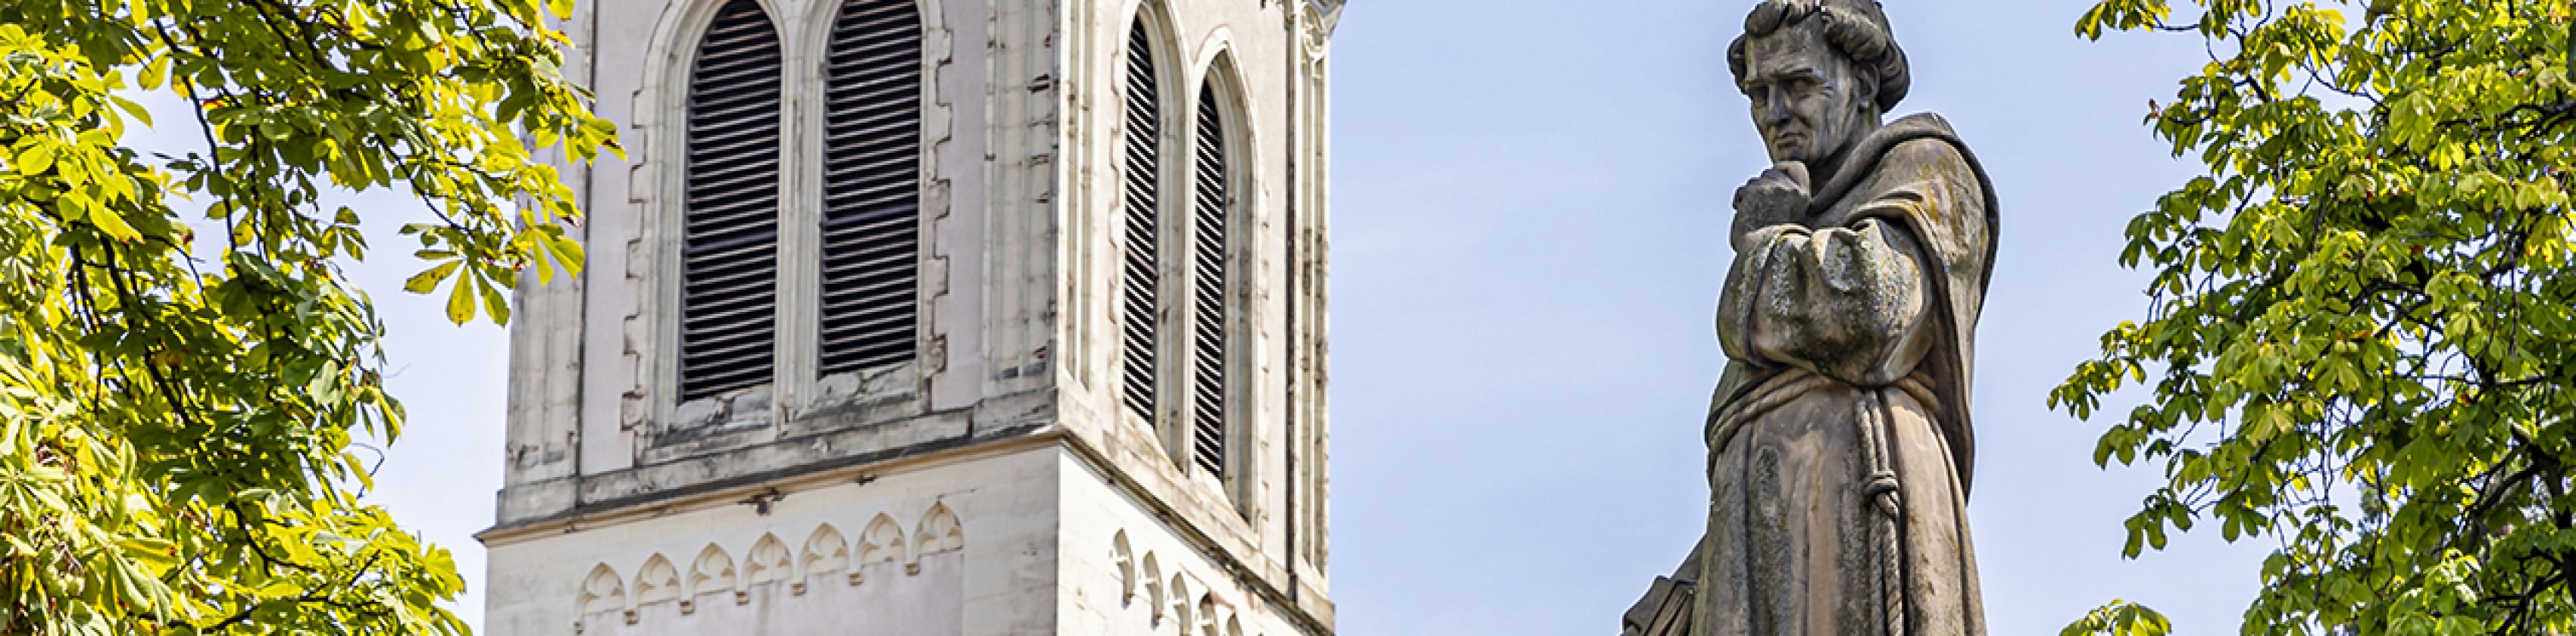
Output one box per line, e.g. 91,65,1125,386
1747,65,1823,85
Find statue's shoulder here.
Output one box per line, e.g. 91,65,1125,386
1888,111,1960,136
1864,113,1988,189
1877,113,1972,165
1816,111,1994,220
1849,111,1995,236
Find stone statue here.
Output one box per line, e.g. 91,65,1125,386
1624,2,1997,634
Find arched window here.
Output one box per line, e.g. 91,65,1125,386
1116,17,1166,426
817,0,924,376
678,0,784,401
1186,77,1233,478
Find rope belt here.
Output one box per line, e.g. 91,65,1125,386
1855,389,1905,636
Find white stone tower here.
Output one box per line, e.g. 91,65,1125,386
478,0,1343,633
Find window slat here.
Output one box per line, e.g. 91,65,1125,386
679,0,784,402
1186,80,1231,478
818,0,925,379
1119,20,1165,426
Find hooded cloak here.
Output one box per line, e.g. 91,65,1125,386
1708,112,1996,491
1667,111,1996,636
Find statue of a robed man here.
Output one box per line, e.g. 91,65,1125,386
1624,2,1997,634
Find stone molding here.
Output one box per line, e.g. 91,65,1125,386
567,503,968,630
486,388,1046,529
480,425,1333,634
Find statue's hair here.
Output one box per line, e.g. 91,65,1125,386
1727,0,1912,113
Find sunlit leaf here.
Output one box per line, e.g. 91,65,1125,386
402,260,462,295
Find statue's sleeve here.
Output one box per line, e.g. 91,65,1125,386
1717,140,1978,388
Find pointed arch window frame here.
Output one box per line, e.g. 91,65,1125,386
1180,41,1263,510
1111,3,1189,447
809,0,929,380
1099,5,1270,510
627,0,952,435
673,0,787,405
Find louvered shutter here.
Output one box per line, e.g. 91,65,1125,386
679,0,783,402
1117,20,1164,424
818,0,924,376
1186,82,1230,478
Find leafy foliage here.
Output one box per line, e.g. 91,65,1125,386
2055,0,2576,633
2062,600,2175,636
0,0,613,632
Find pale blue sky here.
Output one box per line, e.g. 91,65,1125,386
342,1,2282,633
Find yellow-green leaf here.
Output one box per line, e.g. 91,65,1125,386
445,271,479,324
109,95,152,128
15,145,55,176
403,260,462,295
139,55,168,91
480,275,512,326
89,205,141,243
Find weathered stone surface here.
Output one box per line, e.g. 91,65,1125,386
485,0,1349,634
1627,2,1999,634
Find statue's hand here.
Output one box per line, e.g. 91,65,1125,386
1732,161,1812,252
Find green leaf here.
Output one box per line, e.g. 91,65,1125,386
89,204,141,243
108,94,151,128
15,145,55,176
139,55,167,91
252,580,304,597
445,271,480,325
115,538,177,571
480,271,513,326
402,260,462,295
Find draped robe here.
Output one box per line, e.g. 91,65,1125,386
1692,113,1996,636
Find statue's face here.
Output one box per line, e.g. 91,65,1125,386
1740,20,1876,167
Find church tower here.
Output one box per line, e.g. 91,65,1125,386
477,0,1343,634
